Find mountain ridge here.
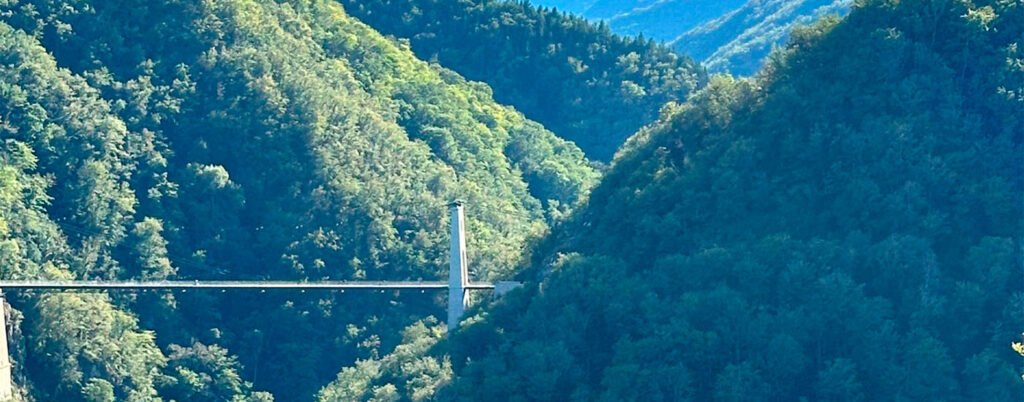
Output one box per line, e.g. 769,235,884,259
338,0,706,160
533,0,852,74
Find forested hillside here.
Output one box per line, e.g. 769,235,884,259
323,0,1024,400
2,0,1021,401
0,25,172,401
673,0,851,73
337,0,706,160
0,0,596,400
534,0,852,74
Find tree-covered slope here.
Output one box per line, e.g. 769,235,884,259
672,0,851,74
444,0,1024,400
0,0,596,400
534,0,852,75
337,0,705,160
0,25,172,401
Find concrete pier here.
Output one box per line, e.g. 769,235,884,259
0,292,14,400
447,201,470,332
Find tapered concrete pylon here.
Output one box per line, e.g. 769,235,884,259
0,292,14,400
447,201,470,332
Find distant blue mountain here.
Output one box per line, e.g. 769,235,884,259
533,0,851,75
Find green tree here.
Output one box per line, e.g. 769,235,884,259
713,362,766,402
815,359,865,402
127,218,175,280
162,341,269,401
81,378,115,402
338,0,705,159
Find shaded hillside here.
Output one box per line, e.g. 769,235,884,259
0,0,595,400
673,0,851,73
534,0,851,75
441,0,1022,400
338,0,705,160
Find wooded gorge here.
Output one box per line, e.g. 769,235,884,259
0,0,1021,401
338,0,706,160
0,0,597,399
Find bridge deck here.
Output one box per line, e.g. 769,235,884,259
0,280,496,290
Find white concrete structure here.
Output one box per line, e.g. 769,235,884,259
447,201,471,332
0,293,13,401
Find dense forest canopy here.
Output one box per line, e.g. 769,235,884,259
321,0,1024,400
0,0,1021,401
338,0,706,160
0,0,598,400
